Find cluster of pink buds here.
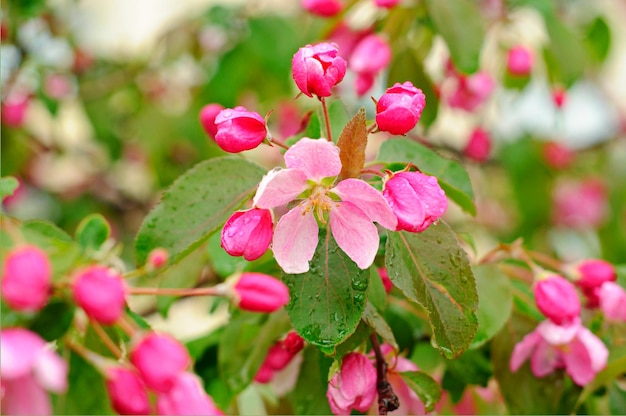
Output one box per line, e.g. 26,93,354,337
255,332,305,383
443,62,495,112
103,332,223,415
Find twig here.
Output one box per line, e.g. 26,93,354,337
370,333,399,415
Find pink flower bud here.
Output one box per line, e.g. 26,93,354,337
572,259,616,290
221,208,273,261
73,265,127,325
199,103,224,139
552,86,567,108
463,127,491,162
148,248,169,269
302,0,343,17
383,171,447,233
214,106,267,153
598,282,626,322
1,95,29,128
233,272,290,313
292,43,347,98
254,332,305,383
446,71,494,112
375,0,401,8
375,82,426,135
130,332,191,392
105,367,151,415
1,245,51,312
542,142,575,169
349,34,391,96
156,372,223,415
327,352,377,415
534,274,581,325
506,45,533,76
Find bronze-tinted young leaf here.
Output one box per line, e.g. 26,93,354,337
385,223,478,359
283,229,368,350
337,107,368,181
134,157,266,266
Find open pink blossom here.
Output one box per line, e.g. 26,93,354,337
327,352,377,415
1,328,68,415
253,138,397,273
510,318,608,386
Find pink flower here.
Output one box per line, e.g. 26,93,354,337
542,142,575,169
552,178,608,229
255,332,305,383
0,328,68,415
130,332,191,392
233,272,290,313
1,95,29,127
510,318,608,386
156,372,223,415
2,245,51,312
73,265,127,325
569,259,616,308
534,274,580,325
378,267,393,293
148,247,169,269
327,352,377,415
446,71,494,112
253,138,397,273
302,0,343,17
349,34,392,96
199,103,225,139
292,43,348,98
598,282,626,322
552,86,567,108
375,82,426,135
506,45,533,76
214,106,267,153
463,127,491,162
220,208,273,261
375,0,401,8
105,367,151,415
383,171,447,233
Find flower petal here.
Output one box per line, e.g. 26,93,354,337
509,329,542,372
253,168,308,209
536,318,580,345
0,328,46,380
33,347,68,393
1,375,52,416
330,201,379,269
562,334,596,386
333,178,397,230
530,340,561,377
284,138,341,181
273,205,319,274
576,327,608,373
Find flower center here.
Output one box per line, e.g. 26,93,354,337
304,185,337,224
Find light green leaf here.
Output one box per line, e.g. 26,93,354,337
135,157,266,266
399,371,442,412
424,0,484,74
470,265,513,349
378,139,475,215
289,347,333,414
385,223,478,358
20,220,81,279
0,176,19,200
283,229,368,350
363,303,397,350
76,214,110,251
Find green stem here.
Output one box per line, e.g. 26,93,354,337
321,97,332,142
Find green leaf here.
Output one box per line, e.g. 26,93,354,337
585,16,611,64
385,223,478,359
470,265,513,349
135,157,266,266
424,0,484,74
60,352,114,414
289,347,333,414
387,48,439,129
283,229,368,350
76,214,110,251
20,220,81,279
0,176,19,200
368,267,387,313
334,321,371,358
363,303,398,350
543,15,588,86
399,371,442,412
442,348,492,402
218,311,290,394
326,99,350,143
29,299,75,341
378,139,475,215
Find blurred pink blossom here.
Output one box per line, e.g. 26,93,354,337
552,178,608,229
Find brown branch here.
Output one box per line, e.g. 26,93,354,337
370,333,399,415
